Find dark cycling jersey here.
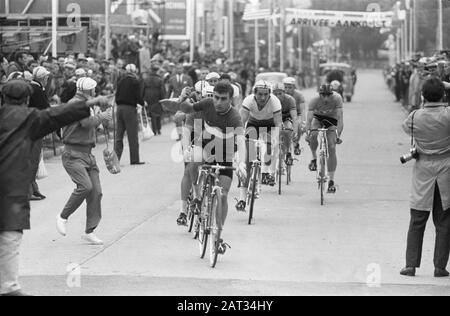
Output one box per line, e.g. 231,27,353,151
278,94,297,122
192,98,244,164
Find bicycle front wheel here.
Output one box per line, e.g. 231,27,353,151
198,197,210,258
209,190,222,268
248,164,259,225
319,156,326,206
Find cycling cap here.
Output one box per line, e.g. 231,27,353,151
272,82,285,92
33,66,50,80
319,84,333,95
205,72,220,81
76,77,97,91
75,68,86,77
283,77,296,86
254,80,272,92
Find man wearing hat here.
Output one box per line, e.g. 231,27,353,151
115,64,146,165
142,61,166,136
0,80,94,296
56,77,112,245
28,66,52,201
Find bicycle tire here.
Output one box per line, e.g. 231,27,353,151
187,208,195,233
199,179,212,258
319,155,326,206
209,190,222,268
278,152,282,195
248,164,259,225
287,163,291,185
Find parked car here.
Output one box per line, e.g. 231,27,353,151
255,72,288,89
318,63,356,102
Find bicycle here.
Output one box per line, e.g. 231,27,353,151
309,124,341,206
278,123,295,195
245,139,265,225
196,164,236,268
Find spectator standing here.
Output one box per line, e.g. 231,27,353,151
114,64,146,165
0,80,91,296
28,67,52,201
142,62,166,136
400,78,450,278
168,64,193,141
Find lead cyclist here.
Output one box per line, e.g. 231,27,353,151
305,84,344,194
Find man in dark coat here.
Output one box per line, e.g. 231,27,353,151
142,63,166,135
0,80,92,296
114,64,145,165
167,64,193,141
28,66,52,201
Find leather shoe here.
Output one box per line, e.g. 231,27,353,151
131,162,146,165
400,267,416,277
434,268,450,278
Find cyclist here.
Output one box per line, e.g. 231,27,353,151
283,77,306,156
178,82,247,254
272,82,299,167
177,81,211,226
235,80,282,211
305,84,344,194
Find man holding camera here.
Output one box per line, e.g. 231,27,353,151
400,77,450,278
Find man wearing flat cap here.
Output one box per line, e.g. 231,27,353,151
57,78,112,246
0,79,94,296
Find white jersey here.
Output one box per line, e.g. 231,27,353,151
242,94,282,125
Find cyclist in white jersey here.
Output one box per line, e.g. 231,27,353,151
235,80,282,211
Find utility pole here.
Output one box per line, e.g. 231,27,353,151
52,0,58,58
280,0,285,72
190,0,197,63
298,25,303,71
229,0,234,61
105,0,111,60
268,0,273,69
255,20,260,68
438,0,443,51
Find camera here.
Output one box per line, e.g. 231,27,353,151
400,148,419,164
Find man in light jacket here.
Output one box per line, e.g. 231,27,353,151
400,77,450,278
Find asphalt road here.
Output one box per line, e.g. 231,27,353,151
19,69,450,296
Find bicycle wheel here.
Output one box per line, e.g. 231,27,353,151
209,189,222,268
278,151,283,195
319,155,326,206
198,187,211,258
248,164,259,225
286,163,291,185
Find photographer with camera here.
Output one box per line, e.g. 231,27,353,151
400,77,450,278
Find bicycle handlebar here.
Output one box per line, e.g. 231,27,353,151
200,164,236,171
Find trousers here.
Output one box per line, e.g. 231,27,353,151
406,183,450,269
115,105,140,164
0,231,22,295
61,150,103,234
